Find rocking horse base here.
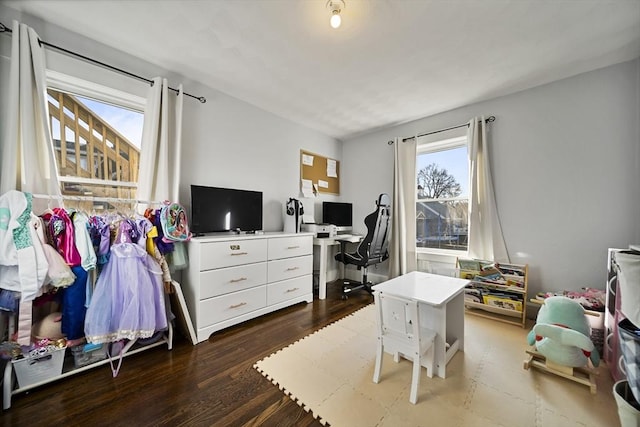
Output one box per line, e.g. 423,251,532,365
523,349,597,394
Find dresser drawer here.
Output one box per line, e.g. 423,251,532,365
200,262,267,299
199,286,267,326
267,275,311,305
267,255,312,283
268,235,312,260
199,239,267,270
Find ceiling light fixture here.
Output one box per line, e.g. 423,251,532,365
327,0,345,29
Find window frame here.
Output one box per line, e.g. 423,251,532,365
415,134,470,257
45,70,146,197
47,70,146,113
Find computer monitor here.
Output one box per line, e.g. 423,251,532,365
322,201,352,232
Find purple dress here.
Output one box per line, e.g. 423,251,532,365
84,220,167,343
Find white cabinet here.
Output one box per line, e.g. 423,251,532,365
183,232,314,343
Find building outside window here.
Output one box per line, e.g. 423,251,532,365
46,71,145,211
416,135,468,254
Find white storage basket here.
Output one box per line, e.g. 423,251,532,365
12,346,66,388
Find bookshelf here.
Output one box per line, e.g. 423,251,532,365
457,258,529,328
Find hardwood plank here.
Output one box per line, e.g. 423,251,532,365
3,281,373,426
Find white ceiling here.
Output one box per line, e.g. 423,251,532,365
5,0,640,140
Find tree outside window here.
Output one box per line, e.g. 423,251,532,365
416,138,468,252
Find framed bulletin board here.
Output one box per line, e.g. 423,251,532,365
300,150,340,195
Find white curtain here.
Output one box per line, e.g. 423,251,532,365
0,20,61,200
137,77,184,206
388,136,417,278
0,21,61,345
467,117,509,262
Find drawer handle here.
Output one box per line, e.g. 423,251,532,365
229,302,247,309
287,246,300,250
230,252,248,256
286,267,299,271
286,287,300,293
230,277,247,283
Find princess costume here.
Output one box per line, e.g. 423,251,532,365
84,219,167,344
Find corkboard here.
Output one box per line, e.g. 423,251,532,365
300,150,340,195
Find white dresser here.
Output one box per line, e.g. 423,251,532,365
183,232,314,343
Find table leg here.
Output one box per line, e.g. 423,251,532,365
434,305,448,378
431,292,465,378
318,242,327,300
419,303,446,378
447,292,465,353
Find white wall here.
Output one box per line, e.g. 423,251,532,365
179,89,340,231
343,59,640,295
3,7,639,295
0,6,341,232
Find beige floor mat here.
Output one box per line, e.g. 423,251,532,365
254,305,618,427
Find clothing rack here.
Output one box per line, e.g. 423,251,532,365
2,191,176,409
31,193,163,206
387,115,496,145
0,22,206,103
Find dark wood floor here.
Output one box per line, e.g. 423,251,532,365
1,282,372,427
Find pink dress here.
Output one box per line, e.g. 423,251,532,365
33,215,75,288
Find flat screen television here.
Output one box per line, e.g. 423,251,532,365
322,201,353,232
190,185,263,235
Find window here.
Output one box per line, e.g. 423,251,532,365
416,135,468,253
46,71,145,211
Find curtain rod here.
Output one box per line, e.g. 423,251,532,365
0,22,206,103
387,115,495,145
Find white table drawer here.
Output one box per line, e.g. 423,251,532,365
199,286,266,326
199,239,267,270
267,255,312,283
267,275,311,306
268,235,312,260
200,262,267,299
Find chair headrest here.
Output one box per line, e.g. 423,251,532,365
377,193,391,208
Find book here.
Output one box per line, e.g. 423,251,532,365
495,263,525,276
482,295,523,312
458,259,481,271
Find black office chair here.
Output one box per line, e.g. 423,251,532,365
334,193,391,299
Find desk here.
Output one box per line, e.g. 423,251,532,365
372,271,469,378
313,235,362,300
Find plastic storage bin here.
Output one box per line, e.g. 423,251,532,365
71,343,108,368
614,380,640,427
619,318,640,402
12,346,66,388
